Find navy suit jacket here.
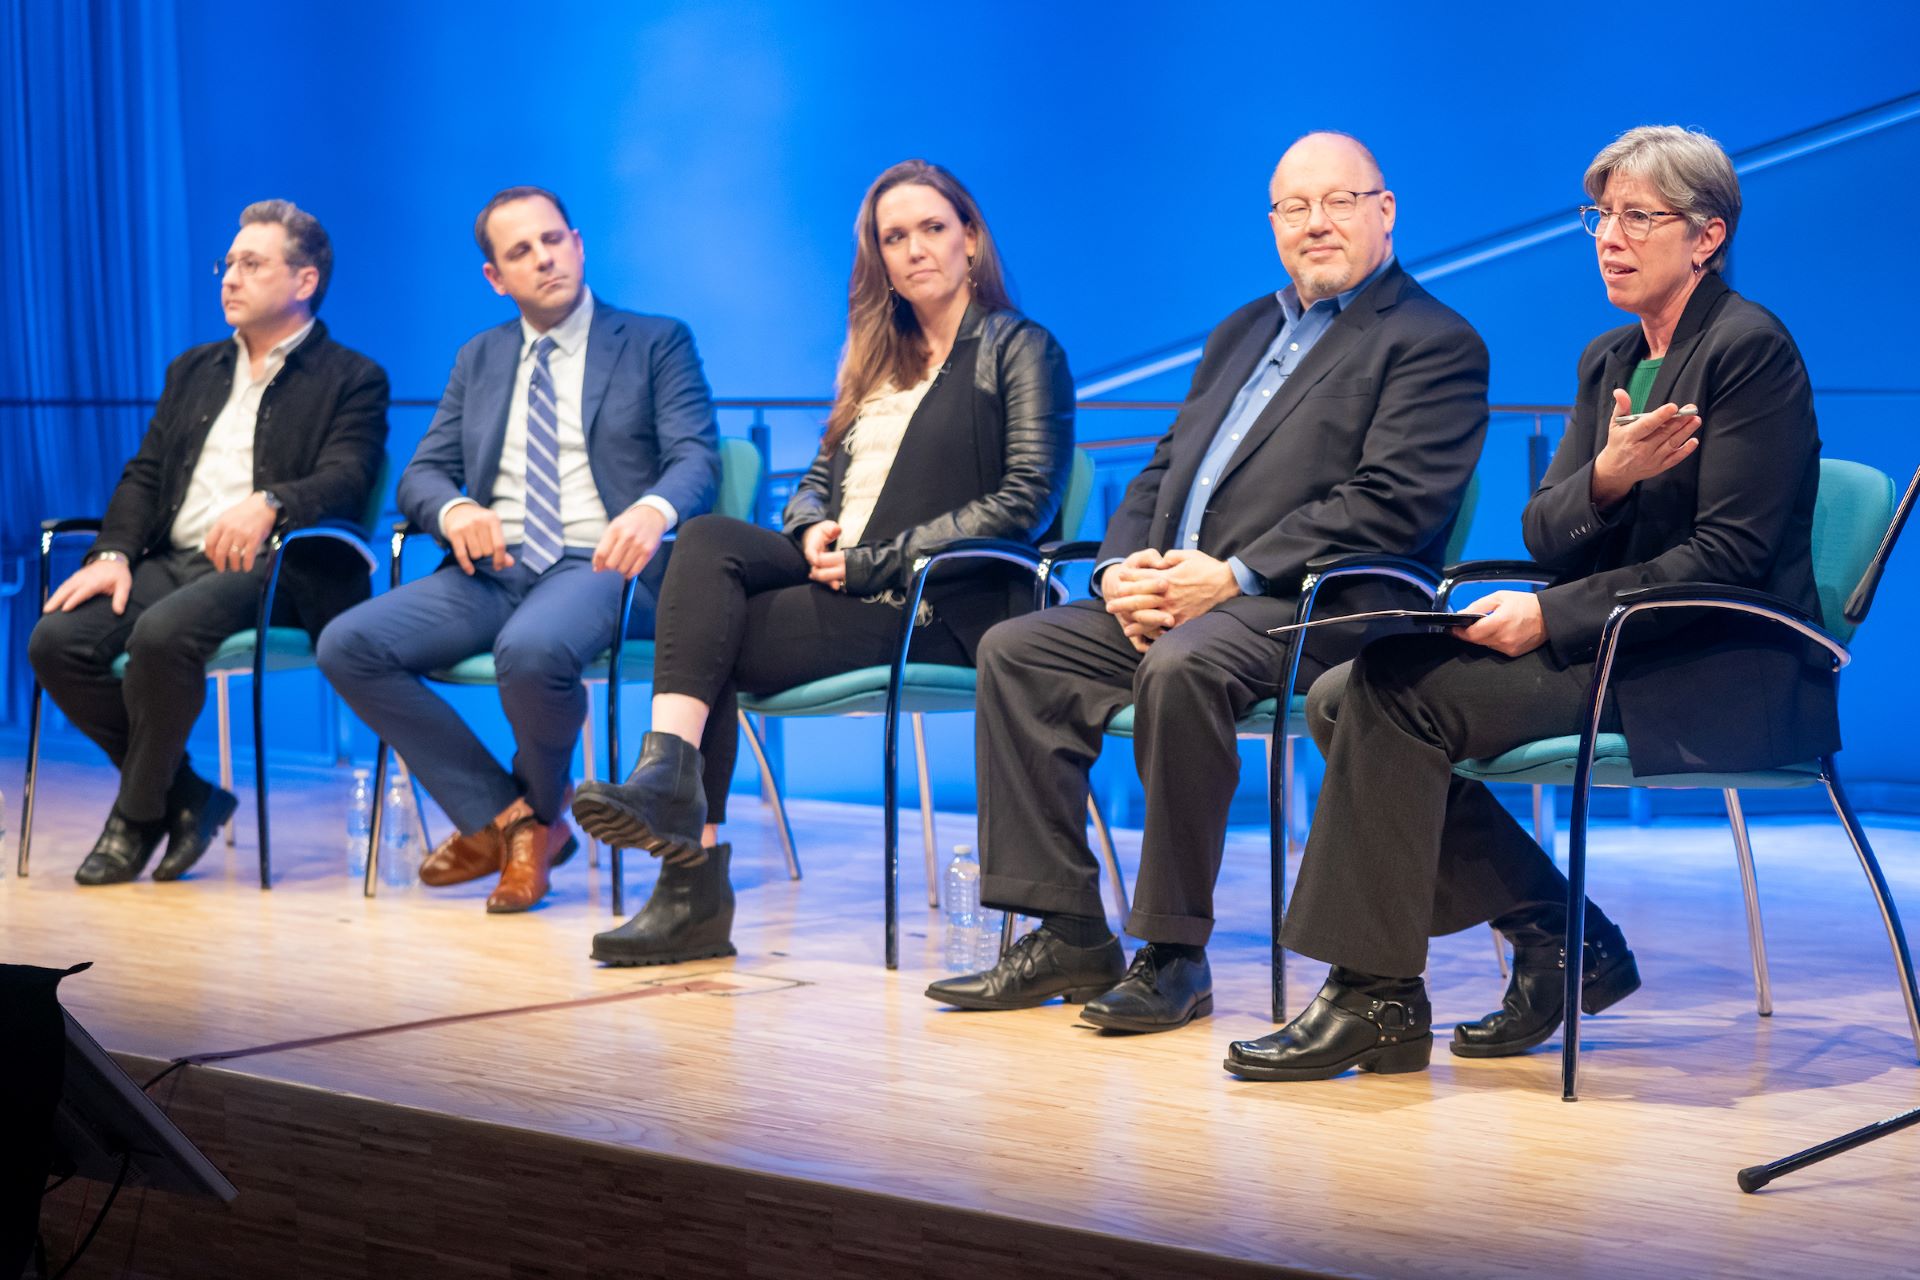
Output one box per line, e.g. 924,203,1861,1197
397,297,719,538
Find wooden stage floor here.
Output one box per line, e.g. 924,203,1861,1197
9,748,1920,1278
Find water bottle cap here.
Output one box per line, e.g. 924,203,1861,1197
954,844,974,855
353,768,370,778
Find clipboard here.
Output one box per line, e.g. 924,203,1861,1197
1265,609,1482,637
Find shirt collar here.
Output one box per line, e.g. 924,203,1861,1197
1276,254,1396,326
521,286,594,360
232,317,316,369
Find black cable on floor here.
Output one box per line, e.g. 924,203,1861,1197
51,1151,130,1280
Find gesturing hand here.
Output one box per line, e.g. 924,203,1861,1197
1591,388,1701,509
1457,589,1547,657
803,519,846,591
593,503,668,578
441,502,514,575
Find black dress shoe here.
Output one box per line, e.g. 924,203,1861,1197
1451,922,1640,1058
924,927,1125,1011
74,812,167,886
1224,976,1433,1081
1080,943,1213,1033
572,731,707,864
152,772,238,883
592,844,736,966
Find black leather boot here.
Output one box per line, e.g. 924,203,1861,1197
1450,918,1640,1058
571,731,708,864
591,843,736,966
1223,974,1432,1081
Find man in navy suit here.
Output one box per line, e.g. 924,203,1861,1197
318,186,719,914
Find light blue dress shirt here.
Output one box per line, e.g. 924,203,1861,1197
1159,255,1396,595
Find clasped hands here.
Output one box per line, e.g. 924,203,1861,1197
1101,548,1242,653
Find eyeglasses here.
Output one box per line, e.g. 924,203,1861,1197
1270,190,1383,228
1578,206,1687,240
213,254,282,279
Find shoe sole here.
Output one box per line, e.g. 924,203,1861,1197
1224,1033,1434,1082
924,981,1120,1012
1079,993,1215,1033
570,793,702,863
592,942,737,967
1448,954,1643,1059
151,790,241,883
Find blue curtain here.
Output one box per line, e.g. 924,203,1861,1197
0,0,188,726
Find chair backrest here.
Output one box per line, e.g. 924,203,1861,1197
1812,457,1896,645
1444,471,1481,566
716,437,763,523
359,453,391,535
1058,446,1096,541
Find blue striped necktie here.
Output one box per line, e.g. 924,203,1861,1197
521,335,564,574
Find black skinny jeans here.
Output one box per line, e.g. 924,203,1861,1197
652,515,966,821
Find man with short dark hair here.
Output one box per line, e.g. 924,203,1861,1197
927,133,1490,1032
318,186,719,915
30,199,389,886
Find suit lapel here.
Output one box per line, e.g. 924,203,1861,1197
470,321,519,501
1159,303,1282,510
581,301,627,446
1214,276,1391,489
1644,274,1728,412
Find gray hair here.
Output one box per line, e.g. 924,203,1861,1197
239,199,333,313
1583,126,1739,273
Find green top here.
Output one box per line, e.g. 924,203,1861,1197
1626,357,1664,414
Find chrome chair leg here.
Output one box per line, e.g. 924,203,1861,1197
1824,763,1920,1059
366,739,390,899
1723,788,1773,1017
1491,926,1511,978
580,697,602,870
215,673,237,849
1086,792,1128,917
1533,783,1556,861
738,710,801,880
1279,732,1298,858
912,712,939,908
19,679,45,877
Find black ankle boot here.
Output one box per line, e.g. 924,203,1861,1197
1450,920,1640,1058
1223,974,1433,1081
571,731,707,863
591,843,736,966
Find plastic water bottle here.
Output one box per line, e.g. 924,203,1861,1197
943,844,981,971
346,769,373,879
379,760,421,890
974,907,1006,970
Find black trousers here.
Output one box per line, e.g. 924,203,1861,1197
974,599,1320,946
1281,633,1618,978
651,515,966,823
26,548,275,823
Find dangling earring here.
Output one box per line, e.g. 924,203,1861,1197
1691,260,1704,275
966,253,977,290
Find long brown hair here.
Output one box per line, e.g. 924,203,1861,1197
824,160,1014,451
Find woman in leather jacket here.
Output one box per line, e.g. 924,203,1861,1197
572,159,1075,965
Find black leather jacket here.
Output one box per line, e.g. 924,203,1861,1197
782,305,1074,604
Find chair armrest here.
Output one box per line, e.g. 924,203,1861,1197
40,517,105,537
271,519,378,574
1300,553,1441,597
1038,539,1103,565
1438,559,1554,605
1604,582,1849,671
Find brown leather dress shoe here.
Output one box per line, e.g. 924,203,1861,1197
486,800,579,914
419,824,506,887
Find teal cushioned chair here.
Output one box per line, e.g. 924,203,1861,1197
366,437,768,908
17,457,389,888
1074,473,1483,1022
735,448,1113,969
1447,459,1920,1100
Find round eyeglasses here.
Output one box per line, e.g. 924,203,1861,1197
1270,190,1383,228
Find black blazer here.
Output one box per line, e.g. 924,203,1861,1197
1098,260,1489,670
783,305,1075,657
91,321,390,638
1527,273,1838,774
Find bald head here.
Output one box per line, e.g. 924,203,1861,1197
1266,131,1396,305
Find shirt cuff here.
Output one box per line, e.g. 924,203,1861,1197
631,494,679,532
1093,557,1123,591
1227,556,1267,597
436,496,478,536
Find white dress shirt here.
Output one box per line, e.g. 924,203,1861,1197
170,319,315,551
440,288,677,548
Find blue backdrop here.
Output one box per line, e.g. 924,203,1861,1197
6,0,1919,820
